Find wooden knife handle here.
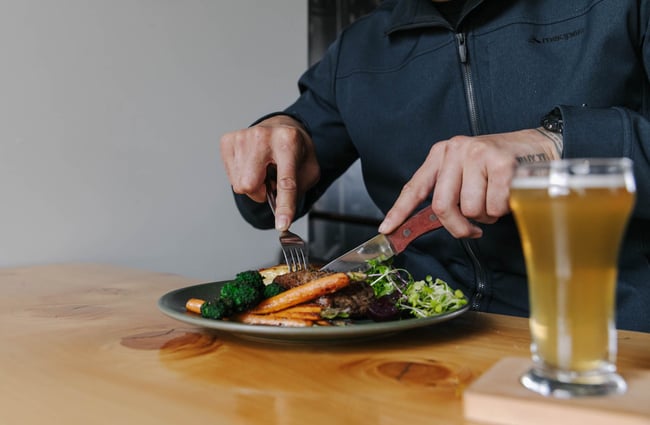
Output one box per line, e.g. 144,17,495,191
386,206,442,255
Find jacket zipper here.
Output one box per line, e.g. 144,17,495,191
456,33,480,135
455,31,488,310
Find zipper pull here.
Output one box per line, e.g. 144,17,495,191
456,33,467,63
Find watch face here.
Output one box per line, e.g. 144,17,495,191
542,109,563,133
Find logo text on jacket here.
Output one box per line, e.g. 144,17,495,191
528,28,585,44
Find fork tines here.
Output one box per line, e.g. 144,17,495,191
282,246,308,272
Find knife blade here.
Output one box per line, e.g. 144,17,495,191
320,206,443,272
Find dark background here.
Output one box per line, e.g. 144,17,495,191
307,0,383,263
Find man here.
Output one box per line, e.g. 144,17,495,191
220,0,650,332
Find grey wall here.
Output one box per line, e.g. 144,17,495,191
0,1,308,280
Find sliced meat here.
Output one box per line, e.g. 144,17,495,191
272,269,330,290
320,281,376,318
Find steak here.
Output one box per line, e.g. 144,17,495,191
318,281,376,318
272,269,330,289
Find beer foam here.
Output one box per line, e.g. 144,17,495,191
511,174,629,189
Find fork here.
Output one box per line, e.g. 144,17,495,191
265,178,309,272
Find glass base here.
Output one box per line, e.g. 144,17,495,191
520,367,627,398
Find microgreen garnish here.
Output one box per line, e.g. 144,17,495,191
357,257,467,318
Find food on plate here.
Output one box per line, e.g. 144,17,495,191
250,272,350,314
258,264,290,284
271,269,329,289
190,270,287,320
262,281,285,299
268,268,377,318
362,258,468,320
220,270,266,310
185,298,205,315
184,259,468,327
318,281,376,319
231,313,315,327
233,304,325,327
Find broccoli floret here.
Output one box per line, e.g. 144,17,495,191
263,282,285,299
200,270,269,320
218,270,266,312
219,281,263,311
234,270,265,291
200,298,233,320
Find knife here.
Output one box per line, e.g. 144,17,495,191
320,206,443,272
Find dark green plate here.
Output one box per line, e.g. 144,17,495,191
158,280,470,344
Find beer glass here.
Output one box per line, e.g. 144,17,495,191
509,158,635,398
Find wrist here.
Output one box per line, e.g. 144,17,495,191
534,126,564,158
538,107,564,158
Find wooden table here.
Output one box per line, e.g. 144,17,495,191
1,264,648,425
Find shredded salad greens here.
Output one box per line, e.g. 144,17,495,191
355,257,468,319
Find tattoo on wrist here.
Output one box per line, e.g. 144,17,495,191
535,127,564,157
516,153,550,163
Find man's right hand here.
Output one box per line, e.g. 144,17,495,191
219,115,320,231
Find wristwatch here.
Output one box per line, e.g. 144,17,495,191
541,107,563,134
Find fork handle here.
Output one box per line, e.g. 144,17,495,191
265,166,278,216
265,179,277,216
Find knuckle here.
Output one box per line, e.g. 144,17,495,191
490,155,517,173
447,134,471,144
274,127,301,148
428,139,451,158
277,176,298,192
460,202,481,218
466,143,490,162
430,198,448,218
249,126,272,143
236,175,258,193
446,135,473,150
219,132,234,147
400,181,429,202
486,201,509,218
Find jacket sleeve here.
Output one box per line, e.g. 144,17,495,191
234,37,359,229
560,9,650,219
559,105,650,218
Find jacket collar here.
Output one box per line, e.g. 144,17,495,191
386,0,485,34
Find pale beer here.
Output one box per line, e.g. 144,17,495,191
510,159,635,397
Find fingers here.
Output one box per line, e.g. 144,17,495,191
432,140,483,238
459,143,516,221
219,116,319,231
266,122,319,231
379,134,518,240
379,139,480,238
482,155,516,219
270,130,302,231
378,150,439,234
219,126,272,203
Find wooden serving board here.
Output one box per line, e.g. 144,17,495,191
463,357,650,425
